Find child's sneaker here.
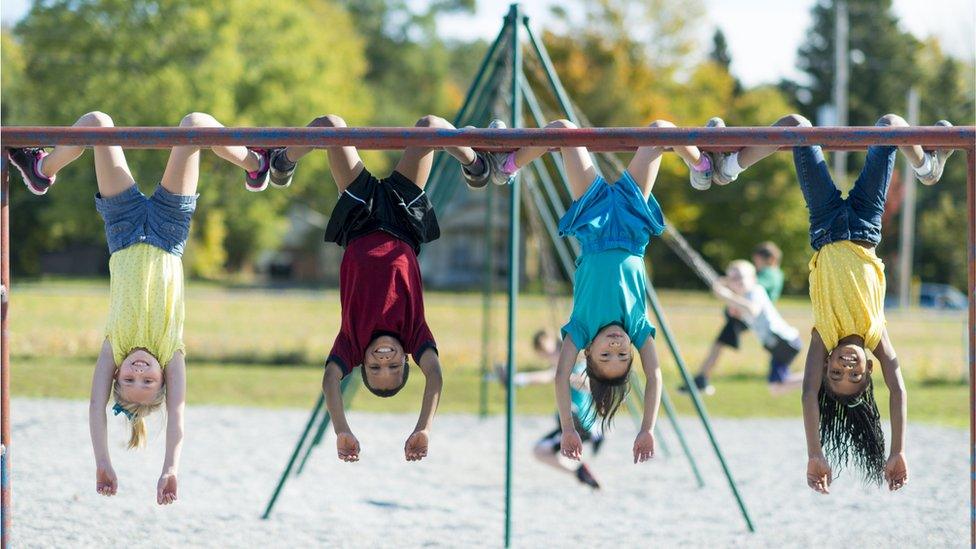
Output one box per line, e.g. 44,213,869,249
485,119,516,186
268,148,296,188
678,374,715,396
916,120,954,186
459,126,491,189
705,117,738,186
575,463,601,490
8,147,55,195
686,153,714,191
244,148,271,192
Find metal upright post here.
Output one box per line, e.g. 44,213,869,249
479,183,495,418
1,151,11,548
645,284,755,531
966,147,975,545
503,4,522,547
897,88,920,309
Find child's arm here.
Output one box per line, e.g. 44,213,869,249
89,339,118,496
634,337,662,463
555,337,583,460
322,362,360,462
711,281,761,318
874,328,908,491
406,348,443,462
158,351,186,505
802,329,831,494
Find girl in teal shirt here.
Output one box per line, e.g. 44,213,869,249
488,118,712,463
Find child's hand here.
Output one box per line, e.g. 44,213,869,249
404,430,430,461
95,464,118,497
884,453,909,491
633,430,655,463
806,455,832,494
156,473,178,505
712,284,733,300
560,430,583,461
336,431,361,462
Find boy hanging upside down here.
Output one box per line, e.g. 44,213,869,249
272,114,503,462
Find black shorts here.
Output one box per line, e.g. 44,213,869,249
716,309,749,349
323,168,440,255
765,334,803,383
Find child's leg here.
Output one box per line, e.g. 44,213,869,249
160,112,262,196
846,115,908,226
507,119,596,200
56,112,138,198
696,341,725,380
627,120,703,198
394,115,477,190
283,115,363,193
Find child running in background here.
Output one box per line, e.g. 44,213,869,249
704,260,803,395
485,118,713,463
703,113,954,492
495,330,604,489
7,111,271,504
272,114,495,463
686,242,791,395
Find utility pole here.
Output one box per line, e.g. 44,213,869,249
898,87,920,308
832,0,849,183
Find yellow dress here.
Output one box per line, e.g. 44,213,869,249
105,243,185,366
808,240,886,351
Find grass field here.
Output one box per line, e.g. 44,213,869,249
8,280,970,426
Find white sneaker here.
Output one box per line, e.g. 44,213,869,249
486,119,515,186
917,120,955,186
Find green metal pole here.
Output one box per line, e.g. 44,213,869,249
479,183,495,418
645,284,756,531
522,21,582,127
261,394,325,519
296,376,359,476
504,4,522,547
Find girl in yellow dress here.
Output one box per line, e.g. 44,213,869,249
8,110,274,504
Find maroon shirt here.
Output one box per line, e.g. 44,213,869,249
327,231,436,376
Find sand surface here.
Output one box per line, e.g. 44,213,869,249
6,398,968,547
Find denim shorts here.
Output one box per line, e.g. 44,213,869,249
94,184,197,256
557,171,665,256
793,144,896,250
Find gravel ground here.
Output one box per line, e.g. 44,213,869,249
6,398,968,547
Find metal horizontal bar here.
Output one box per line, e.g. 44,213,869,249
1,126,972,150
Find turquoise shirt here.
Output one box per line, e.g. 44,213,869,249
561,249,655,351
571,361,596,432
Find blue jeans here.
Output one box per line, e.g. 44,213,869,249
793,144,896,250
95,184,197,256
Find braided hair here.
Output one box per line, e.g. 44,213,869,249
819,377,885,485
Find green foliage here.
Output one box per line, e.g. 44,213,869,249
7,0,371,274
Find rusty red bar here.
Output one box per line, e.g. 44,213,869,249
968,147,975,546
1,126,972,150
1,151,9,547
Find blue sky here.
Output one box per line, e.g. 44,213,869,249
2,0,973,87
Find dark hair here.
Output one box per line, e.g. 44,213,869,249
819,377,885,485
360,359,410,398
752,241,782,264
531,329,551,353
584,354,632,432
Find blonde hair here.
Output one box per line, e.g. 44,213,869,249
727,259,757,281
112,379,166,449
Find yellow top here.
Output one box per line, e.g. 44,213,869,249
808,240,886,351
105,243,185,366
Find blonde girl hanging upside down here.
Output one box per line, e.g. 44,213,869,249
484,118,714,463
700,113,953,492
7,111,273,504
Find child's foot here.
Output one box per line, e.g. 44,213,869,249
575,463,601,489
915,120,955,186
590,433,605,455
459,126,491,189
686,153,713,191
705,117,739,186
486,119,516,186
269,148,296,188
244,148,271,192
678,374,715,396
8,147,55,195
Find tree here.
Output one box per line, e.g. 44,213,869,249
8,0,372,275
709,29,732,71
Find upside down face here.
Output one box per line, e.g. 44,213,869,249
825,343,873,396
117,349,164,404
363,335,407,391
585,324,633,379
